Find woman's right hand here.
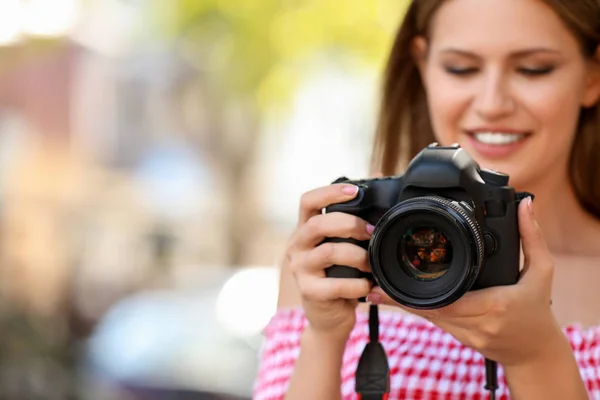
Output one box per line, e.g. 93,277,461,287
284,183,375,339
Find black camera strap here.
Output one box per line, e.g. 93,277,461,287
356,304,500,400
355,304,390,400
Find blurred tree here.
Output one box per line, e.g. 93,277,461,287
148,0,410,266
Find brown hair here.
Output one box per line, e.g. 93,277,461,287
370,0,600,216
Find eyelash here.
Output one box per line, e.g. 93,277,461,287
444,66,555,76
518,67,554,76
444,67,477,75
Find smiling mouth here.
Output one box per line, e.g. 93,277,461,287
466,131,531,145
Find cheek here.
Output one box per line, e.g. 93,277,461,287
424,71,470,143
519,78,582,142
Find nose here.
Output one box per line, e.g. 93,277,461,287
473,70,515,120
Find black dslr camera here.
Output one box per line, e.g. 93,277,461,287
324,143,531,310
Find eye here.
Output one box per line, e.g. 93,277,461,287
444,66,479,75
517,66,555,76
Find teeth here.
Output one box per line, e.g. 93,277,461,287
473,132,526,145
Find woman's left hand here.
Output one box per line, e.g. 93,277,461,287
366,197,564,367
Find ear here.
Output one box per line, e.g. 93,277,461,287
582,45,600,108
410,35,428,78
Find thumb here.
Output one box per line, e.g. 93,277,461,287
518,196,553,283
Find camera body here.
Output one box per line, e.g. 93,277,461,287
324,143,530,309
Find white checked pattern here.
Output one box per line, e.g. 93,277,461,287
253,307,600,399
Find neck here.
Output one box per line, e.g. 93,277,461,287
517,171,600,256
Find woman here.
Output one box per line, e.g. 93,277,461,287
254,0,600,398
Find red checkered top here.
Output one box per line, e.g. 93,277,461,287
253,307,600,399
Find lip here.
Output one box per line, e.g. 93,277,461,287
463,129,532,159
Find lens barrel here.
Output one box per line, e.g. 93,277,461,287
369,196,484,309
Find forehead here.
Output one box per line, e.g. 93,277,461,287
429,0,579,53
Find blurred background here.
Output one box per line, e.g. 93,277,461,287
0,0,410,399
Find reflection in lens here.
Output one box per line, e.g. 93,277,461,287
399,226,452,280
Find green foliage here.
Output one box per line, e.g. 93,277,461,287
149,0,411,109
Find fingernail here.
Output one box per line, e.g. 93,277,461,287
366,293,382,305
342,185,359,195
366,224,375,235
527,197,534,215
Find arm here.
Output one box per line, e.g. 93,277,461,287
284,327,349,400
275,183,372,399
504,328,589,400
279,261,349,400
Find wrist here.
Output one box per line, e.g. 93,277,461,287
503,329,588,400
506,321,568,369
503,325,588,398
303,324,352,351
287,325,348,400
505,332,568,373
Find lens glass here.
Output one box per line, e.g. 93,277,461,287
398,226,452,281
369,195,483,309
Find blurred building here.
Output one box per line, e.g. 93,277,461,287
0,0,390,399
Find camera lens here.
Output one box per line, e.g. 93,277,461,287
399,226,453,281
368,196,484,310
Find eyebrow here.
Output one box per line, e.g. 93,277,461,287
439,47,562,58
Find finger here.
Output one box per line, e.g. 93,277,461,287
426,321,479,350
437,288,504,318
367,286,496,318
295,212,373,249
298,184,360,226
366,288,415,313
298,275,372,301
305,242,370,274
517,197,554,284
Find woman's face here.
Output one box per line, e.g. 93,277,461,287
415,0,600,190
